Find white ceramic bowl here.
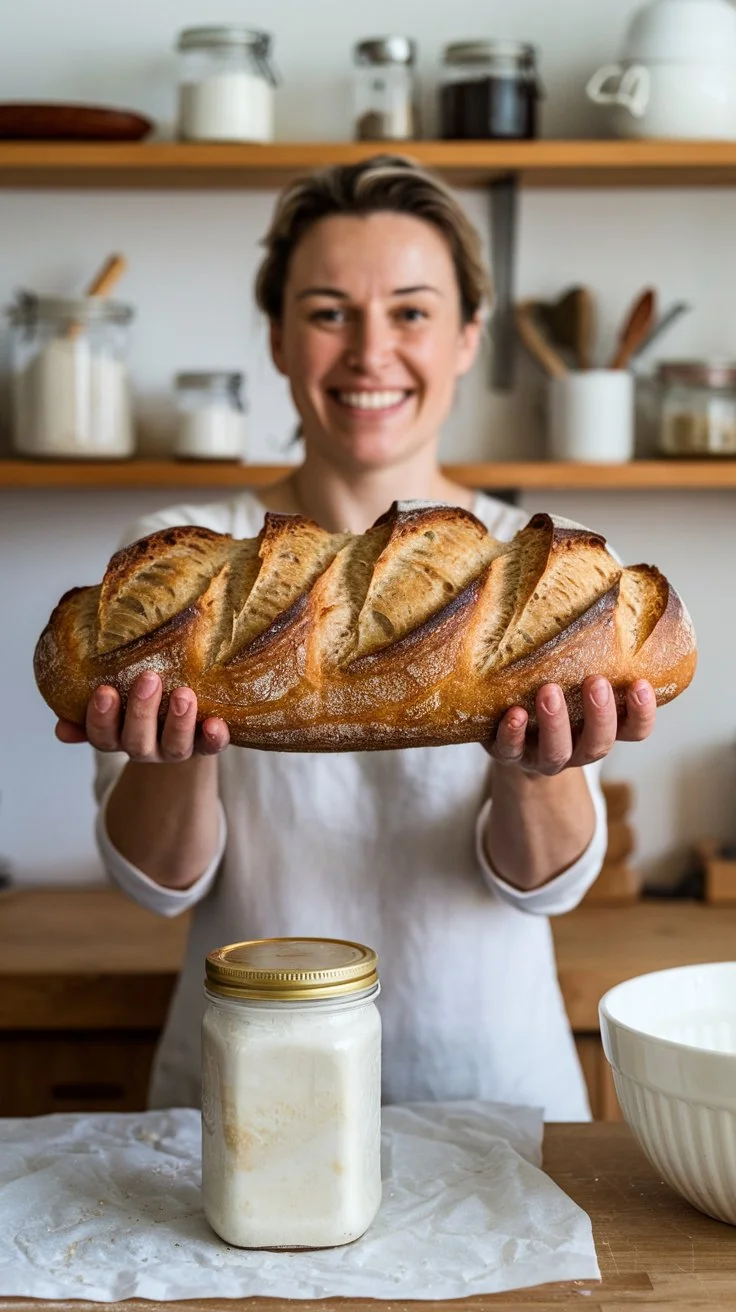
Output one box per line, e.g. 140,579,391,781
599,962,736,1224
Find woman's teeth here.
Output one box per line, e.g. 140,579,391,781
335,390,407,410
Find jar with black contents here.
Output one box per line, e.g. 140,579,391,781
440,41,541,140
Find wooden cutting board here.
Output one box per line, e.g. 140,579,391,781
2,1123,736,1310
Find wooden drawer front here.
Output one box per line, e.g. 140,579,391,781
576,1034,622,1122
0,1031,159,1116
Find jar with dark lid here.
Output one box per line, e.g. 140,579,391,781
440,41,541,140
657,359,736,457
353,36,418,140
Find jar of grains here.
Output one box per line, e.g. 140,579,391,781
176,26,276,142
657,359,736,456
202,937,382,1250
353,37,418,140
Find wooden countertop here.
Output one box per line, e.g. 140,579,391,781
2,887,735,1030
2,1123,736,1310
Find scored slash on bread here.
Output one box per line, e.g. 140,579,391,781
34,501,697,751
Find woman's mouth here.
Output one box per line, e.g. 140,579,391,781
328,389,413,418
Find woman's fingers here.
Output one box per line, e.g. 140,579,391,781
489,706,529,764
617,680,657,742
533,684,573,774
85,685,122,751
119,672,163,761
573,677,618,765
55,719,89,744
159,687,199,761
197,717,231,756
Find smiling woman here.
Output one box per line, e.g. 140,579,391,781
253,156,489,505
54,154,665,1122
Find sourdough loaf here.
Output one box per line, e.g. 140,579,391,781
34,501,697,750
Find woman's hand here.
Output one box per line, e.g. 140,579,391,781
485,676,656,777
54,671,230,761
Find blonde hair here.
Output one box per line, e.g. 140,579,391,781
255,153,492,325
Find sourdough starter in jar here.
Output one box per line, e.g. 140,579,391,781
202,938,382,1249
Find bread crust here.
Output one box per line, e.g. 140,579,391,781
34,501,697,751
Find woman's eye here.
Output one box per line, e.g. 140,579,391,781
311,308,347,325
397,307,428,323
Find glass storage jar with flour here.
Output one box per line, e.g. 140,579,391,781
174,371,247,460
177,26,276,142
202,937,382,1250
7,293,135,459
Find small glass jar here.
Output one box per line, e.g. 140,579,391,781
176,26,276,142
353,37,418,141
174,371,247,461
6,293,135,459
202,937,382,1250
439,40,541,140
657,360,736,457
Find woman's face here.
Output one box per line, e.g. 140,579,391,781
270,211,482,472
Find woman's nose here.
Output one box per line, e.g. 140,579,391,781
345,314,394,372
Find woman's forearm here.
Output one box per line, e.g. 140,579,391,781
483,763,596,891
104,756,221,889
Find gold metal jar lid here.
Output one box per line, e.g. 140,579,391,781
205,937,379,1001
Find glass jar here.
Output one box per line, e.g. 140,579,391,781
202,937,382,1250
174,371,247,461
657,360,736,456
176,26,276,142
6,293,135,459
439,41,541,139
353,37,418,140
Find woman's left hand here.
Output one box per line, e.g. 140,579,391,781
485,676,656,777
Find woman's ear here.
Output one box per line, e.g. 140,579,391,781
455,313,483,379
269,319,288,377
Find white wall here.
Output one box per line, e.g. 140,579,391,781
1,0,735,889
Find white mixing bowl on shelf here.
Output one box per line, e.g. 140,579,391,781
599,962,736,1225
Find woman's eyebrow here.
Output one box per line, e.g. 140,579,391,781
392,285,443,296
296,287,348,299
296,284,443,299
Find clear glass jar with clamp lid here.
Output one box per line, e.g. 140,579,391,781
176,26,277,142
202,937,382,1250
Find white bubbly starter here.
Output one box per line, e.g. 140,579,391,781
178,72,273,141
201,994,382,1249
12,336,133,458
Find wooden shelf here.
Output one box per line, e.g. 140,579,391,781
2,458,735,490
4,140,736,189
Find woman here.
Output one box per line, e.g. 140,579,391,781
57,156,655,1119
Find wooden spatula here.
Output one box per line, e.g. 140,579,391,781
536,286,595,370
515,301,568,379
609,289,657,370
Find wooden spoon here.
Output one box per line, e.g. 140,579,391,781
515,301,569,380
85,253,127,298
609,288,657,370
68,253,127,340
536,286,596,370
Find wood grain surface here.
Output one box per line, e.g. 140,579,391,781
2,1123,735,1310
3,458,736,489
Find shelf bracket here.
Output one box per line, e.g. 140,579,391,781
488,173,519,392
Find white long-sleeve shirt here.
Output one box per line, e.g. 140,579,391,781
94,490,608,1121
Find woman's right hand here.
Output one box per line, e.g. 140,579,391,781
54,671,230,761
